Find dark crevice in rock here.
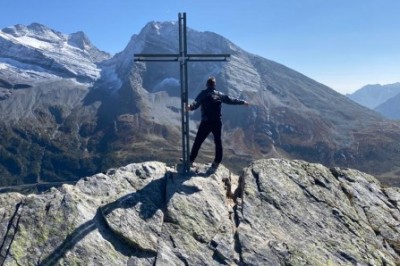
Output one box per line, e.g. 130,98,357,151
251,168,262,193
301,185,326,204
212,251,229,265
176,254,190,266
0,201,23,266
222,171,233,199
233,174,245,205
314,177,329,189
330,168,342,179
224,173,244,262
340,183,355,204
338,250,358,264
169,235,177,249
193,232,208,244
161,172,182,225
233,230,244,265
161,171,173,214
232,199,244,265
330,168,356,183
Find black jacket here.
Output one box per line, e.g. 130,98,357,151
189,87,245,121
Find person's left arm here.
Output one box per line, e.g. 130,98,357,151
220,92,248,105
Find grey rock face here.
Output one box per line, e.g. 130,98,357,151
0,159,399,265
238,159,400,265
0,162,239,265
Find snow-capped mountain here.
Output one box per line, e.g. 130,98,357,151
1,21,400,187
0,23,110,84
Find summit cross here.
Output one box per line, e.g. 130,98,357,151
134,12,230,173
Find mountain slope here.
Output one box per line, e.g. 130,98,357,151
0,22,400,187
0,159,399,265
375,92,400,120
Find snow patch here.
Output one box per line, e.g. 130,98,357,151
99,66,122,92
14,35,56,50
0,57,51,73
0,62,8,70
154,77,180,91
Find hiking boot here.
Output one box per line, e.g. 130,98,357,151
210,162,219,170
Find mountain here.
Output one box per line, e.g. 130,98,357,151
0,23,110,84
0,159,399,265
375,92,400,120
347,83,400,109
1,21,400,187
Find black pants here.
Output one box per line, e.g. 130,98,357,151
189,120,222,164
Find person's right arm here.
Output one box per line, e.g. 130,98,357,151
186,91,205,111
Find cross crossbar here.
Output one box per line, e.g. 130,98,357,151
133,12,230,173
135,54,231,62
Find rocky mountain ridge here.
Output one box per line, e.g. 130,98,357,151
347,83,400,119
0,158,399,265
0,23,110,85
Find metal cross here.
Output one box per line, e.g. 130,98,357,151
134,12,230,173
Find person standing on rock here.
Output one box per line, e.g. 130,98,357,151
186,76,248,170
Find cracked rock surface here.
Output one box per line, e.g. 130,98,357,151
0,159,399,265
238,159,400,265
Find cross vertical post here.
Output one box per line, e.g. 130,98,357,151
134,13,230,173
179,13,190,174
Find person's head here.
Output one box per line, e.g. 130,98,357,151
206,77,216,88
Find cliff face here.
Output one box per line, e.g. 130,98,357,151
0,159,399,265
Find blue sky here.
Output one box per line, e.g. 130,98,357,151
1,0,399,94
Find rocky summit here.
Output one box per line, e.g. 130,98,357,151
0,158,399,265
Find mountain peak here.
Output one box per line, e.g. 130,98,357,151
1,22,64,43
27,22,55,34
142,20,177,34
68,31,92,50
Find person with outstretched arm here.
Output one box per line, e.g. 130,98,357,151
186,76,249,170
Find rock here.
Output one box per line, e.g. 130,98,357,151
0,159,399,265
237,159,400,265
